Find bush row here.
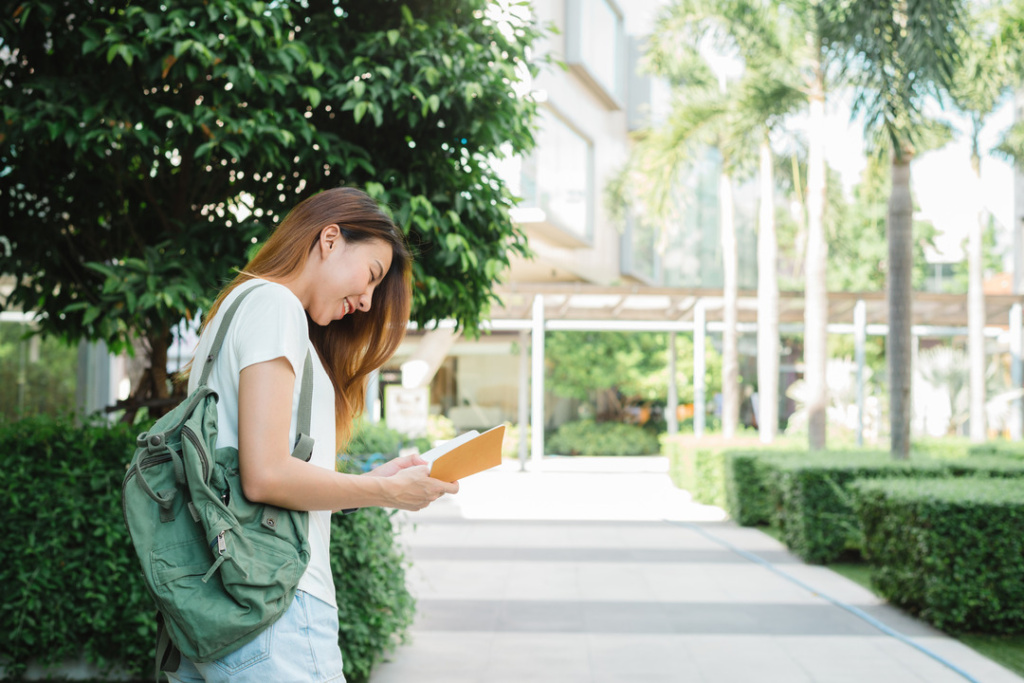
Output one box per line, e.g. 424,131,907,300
721,450,1024,564
0,415,414,682
688,443,1024,634
854,477,1024,634
547,419,661,456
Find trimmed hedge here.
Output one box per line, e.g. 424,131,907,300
663,435,767,508
724,450,792,526
968,441,1024,459
853,477,1024,634
720,448,1024,561
0,416,155,679
767,454,950,564
546,419,660,456
1,416,414,682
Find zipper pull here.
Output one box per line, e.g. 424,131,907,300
211,531,226,556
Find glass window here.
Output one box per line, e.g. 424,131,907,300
567,0,624,106
518,109,593,241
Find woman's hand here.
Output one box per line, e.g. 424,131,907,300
365,453,427,478
380,465,459,511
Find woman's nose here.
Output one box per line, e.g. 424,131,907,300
358,292,372,311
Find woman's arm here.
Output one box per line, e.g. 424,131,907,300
237,357,458,512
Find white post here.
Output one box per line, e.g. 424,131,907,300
667,331,679,435
365,369,380,422
518,329,530,470
531,295,545,466
694,300,707,438
1012,303,1023,441
854,299,866,448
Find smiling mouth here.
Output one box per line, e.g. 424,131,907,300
343,299,352,316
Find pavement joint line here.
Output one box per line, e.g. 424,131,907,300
665,519,983,683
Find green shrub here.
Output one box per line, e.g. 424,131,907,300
721,444,819,526
968,441,1024,459
911,437,971,460
331,508,415,683
663,434,695,493
0,416,155,678
545,419,660,456
724,451,777,526
1,415,416,680
694,448,728,508
663,435,767,508
767,453,949,564
946,457,1024,478
853,477,1024,634
339,419,431,473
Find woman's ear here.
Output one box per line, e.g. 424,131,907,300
319,224,342,257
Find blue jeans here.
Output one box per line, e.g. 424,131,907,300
166,591,346,683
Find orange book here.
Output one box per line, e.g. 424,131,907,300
422,425,505,483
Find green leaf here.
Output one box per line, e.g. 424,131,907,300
387,30,400,47
82,307,101,327
353,101,368,124
303,87,322,109
427,94,440,114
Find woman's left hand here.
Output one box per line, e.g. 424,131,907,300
365,453,428,478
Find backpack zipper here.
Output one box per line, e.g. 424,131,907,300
121,451,174,531
181,425,210,482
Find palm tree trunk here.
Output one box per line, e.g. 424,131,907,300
968,137,986,442
888,151,914,459
757,135,779,443
720,170,739,438
805,77,828,452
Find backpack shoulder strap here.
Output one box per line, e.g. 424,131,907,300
198,281,315,461
292,351,315,462
197,282,266,387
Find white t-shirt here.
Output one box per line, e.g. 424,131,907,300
187,278,338,608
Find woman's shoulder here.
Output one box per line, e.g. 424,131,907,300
231,279,305,316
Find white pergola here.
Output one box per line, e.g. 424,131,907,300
472,283,1024,464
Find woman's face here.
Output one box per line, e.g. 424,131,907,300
308,231,393,326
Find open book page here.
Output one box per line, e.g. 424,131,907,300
423,424,505,483
420,429,480,464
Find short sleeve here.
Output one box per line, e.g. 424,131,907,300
228,282,309,376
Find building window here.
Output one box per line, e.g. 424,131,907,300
510,108,593,244
620,213,660,284
566,0,625,108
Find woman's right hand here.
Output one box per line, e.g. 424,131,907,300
382,465,459,511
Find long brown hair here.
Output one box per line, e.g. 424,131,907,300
197,187,412,448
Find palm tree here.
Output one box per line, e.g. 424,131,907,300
947,2,1013,443
825,0,967,458
623,0,806,440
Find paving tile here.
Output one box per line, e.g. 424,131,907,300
370,458,1024,683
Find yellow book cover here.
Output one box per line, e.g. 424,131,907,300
422,425,505,483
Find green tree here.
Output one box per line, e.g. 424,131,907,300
826,0,967,458
948,0,1015,443
827,154,938,292
544,331,722,422
618,0,808,440
0,0,543,417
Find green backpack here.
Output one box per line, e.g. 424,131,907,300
122,283,313,677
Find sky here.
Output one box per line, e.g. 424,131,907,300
628,0,1021,269
824,93,1018,264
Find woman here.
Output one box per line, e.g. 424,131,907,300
169,187,458,683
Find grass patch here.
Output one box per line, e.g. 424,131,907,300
825,559,1024,678
750,526,1024,678
956,635,1024,677
827,562,874,593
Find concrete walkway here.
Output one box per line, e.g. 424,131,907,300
370,457,1024,683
